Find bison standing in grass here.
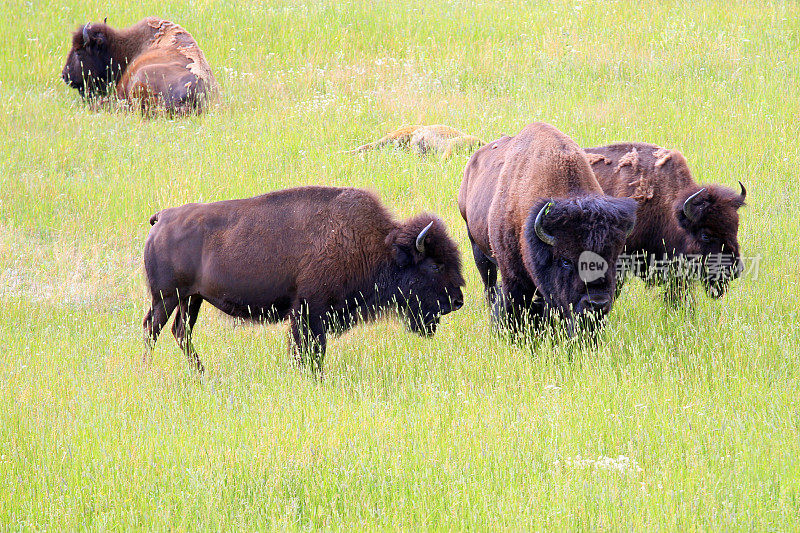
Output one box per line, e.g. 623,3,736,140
143,186,465,375
459,122,637,338
62,17,216,115
585,142,746,304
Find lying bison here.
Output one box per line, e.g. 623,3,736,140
459,122,637,337
143,186,465,375
344,125,485,159
585,143,746,302
62,17,216,115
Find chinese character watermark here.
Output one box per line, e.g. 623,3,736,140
612,253,761,282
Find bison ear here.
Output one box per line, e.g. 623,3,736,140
84,25,107,48
392,244,413,268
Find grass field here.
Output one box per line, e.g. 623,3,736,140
2,0,799,529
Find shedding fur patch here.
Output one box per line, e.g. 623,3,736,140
631,175,655,201
653,147,674,168
586,153,611,165
615,147,640,175
613,148,655,202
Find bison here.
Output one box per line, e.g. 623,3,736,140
459,122,638,337
143,186,465,375
584,142,746,302
344,125,485,159
62,17,216,115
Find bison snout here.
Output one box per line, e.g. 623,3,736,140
733,258,745,279
582,295,611,315
438,290,464,316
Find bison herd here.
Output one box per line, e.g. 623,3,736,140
61,18,747,375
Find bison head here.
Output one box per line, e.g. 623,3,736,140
62,22,118,97
523,196,638,335
386,215,465,336
675,182,746,298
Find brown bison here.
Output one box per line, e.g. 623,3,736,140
344,125,485,159
62,17,216,115
584,142,746,302
459,123,638,336
143,186,465,375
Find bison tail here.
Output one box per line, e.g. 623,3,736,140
149,211,161,225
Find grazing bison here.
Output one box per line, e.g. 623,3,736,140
584,142,746,302
143,186,465,375
62,17,216,115
459,122,638,337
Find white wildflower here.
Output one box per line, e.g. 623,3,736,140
555,454,643,475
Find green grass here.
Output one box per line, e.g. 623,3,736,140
2,0,799,529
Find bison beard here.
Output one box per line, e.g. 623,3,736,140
142,187,464,376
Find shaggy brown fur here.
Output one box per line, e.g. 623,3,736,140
585,142,746,301
459,123,637,336
344,125,485,159
62,17,217,116
143,186,464,375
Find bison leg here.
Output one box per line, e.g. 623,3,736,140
128,79,159,118
144,292,179,351
289,302,327,378
469,234,498,303
493,278,544,338
442,137,467,160
172,296,204,373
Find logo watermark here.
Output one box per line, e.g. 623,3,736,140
578,251,608,283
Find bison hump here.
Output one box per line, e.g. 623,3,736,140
612,147,654,202
146,18,217,91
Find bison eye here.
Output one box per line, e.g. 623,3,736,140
431,263,441,272
560,258,572,269
700,231,712,243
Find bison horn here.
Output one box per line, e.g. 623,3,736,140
82,24,91,46
534,202,556,246
738,180,746,200
416,221,434,254
682,188,706,221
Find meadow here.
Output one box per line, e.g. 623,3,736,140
1,0,799,528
